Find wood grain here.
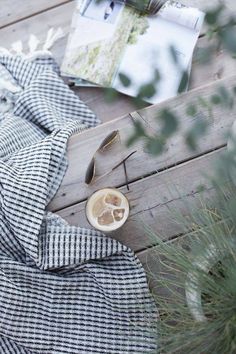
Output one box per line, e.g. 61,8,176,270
74,87,148,123
48,75,236,211
0,2,75,58
0,0,71,29
56,148,222,252
190,36,236,90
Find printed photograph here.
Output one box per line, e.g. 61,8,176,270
82,0,124,24
62,0,149,86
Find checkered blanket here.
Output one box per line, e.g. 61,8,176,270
0,54,157,354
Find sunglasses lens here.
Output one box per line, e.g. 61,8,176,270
85,157,96,185
98,130,119,152
85,131,119,185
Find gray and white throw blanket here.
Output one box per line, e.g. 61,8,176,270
0,54,157,353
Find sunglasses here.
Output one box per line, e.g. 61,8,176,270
85,130,120,185
85,130,136,188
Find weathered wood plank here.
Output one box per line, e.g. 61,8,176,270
0,0,71,29
0,2,76,59
57,148,222,252
48,75,236,211
75,87,146,123
191,36,236,90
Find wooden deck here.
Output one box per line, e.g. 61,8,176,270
2,0,236,293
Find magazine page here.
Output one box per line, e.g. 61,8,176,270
159,1,204,31
112,3,204,104
61,0,204,104
61,0,137,87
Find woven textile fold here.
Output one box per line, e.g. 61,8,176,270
0,54,157,353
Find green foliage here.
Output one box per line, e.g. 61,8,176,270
195,46,214,64
118,73,131,87
169,44,179,65
217,86,234,109
104,87,119,103
142,149,236,352
138,82,156,98
185,115,209,151
126,119,166,155
205,4,225,26
146,136,165,155
130,69,161,108
114,2,236,352
126,120,147,147
186,104,197,117
159,109,178,138
211,94,221,105
103,2,236,351
178,70,189,93
113,1,236,157
220,26,236,55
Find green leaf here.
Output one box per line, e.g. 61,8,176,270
218,86,229,101
221,27,236,54
205,5,224,25
217,86,234,108
132,96,146,109
186,105,197,117
211,94,221,105
159,109,178,138
118,73,131,87
126,121,146,146
205,12,218,25
169,45,178,64
178,71,189,93
104,88,118,103
198,96,209,109
185,134,196,151
145,137,164,155
195,47,213,64
185,117,209,151
126,120,147,147
133,120,146,137
126,133,139,147
138,83,156,99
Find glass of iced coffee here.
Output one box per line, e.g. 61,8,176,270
86,188,129,232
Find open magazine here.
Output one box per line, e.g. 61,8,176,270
61,0,205,104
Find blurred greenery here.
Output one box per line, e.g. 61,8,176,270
105,2,236,352
104,1,236,156
142,146,236,352
103,1,236,352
